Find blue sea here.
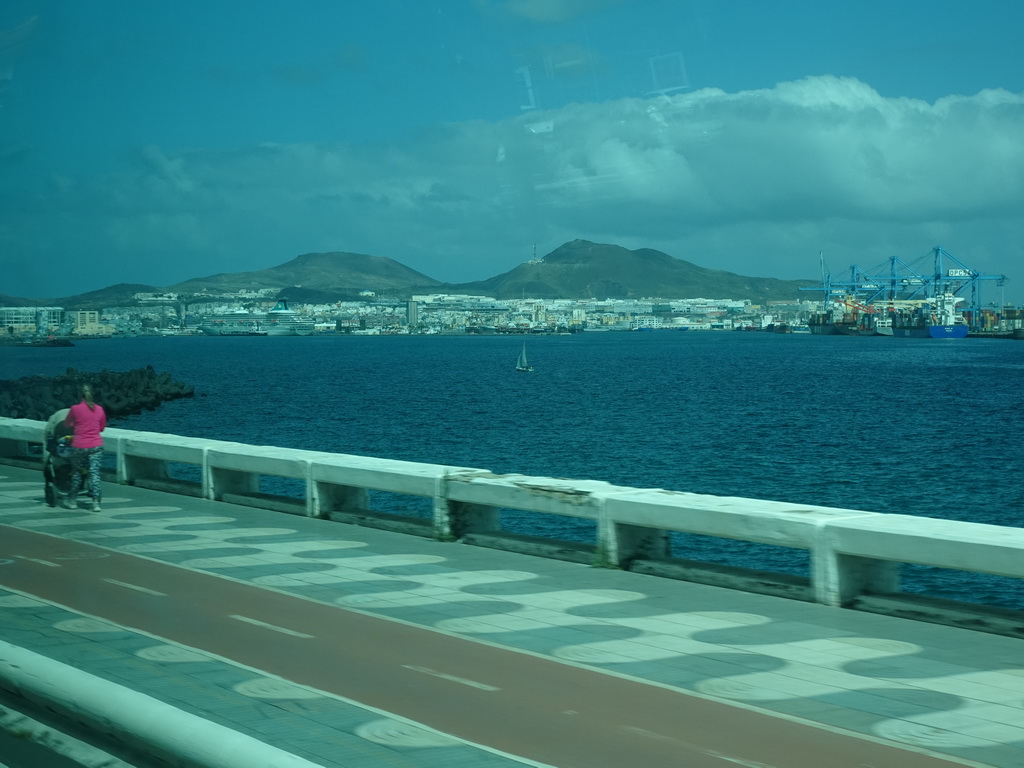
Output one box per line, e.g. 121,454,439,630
4,332,1024,607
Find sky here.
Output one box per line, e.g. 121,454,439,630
2,0,1023,304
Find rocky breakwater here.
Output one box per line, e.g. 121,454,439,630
0,366,194,421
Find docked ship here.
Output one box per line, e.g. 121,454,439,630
198,310,267,336
890,293,969,339
857,312,893,337
807,313,860,335
807,302,861,335
263,299,315,336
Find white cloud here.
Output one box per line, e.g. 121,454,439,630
3,76,1023,301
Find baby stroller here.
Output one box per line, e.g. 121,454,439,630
42,408,88,508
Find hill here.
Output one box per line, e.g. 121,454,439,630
9,242,816,308
168,251,442,300
0,294,44,308
446,240,815,300
53,283,165,310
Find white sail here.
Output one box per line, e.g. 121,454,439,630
516,342,533,371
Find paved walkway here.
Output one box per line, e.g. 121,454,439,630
0,464,1022,768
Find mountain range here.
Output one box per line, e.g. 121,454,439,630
4,241,817,309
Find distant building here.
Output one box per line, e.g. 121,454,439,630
0,306,63,335
69,310,113,336
133,292,180,303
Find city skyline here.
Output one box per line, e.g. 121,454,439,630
2,1,1022,303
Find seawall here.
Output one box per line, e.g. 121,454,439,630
1,416,1022,639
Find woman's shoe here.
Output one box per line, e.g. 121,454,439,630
91,502,101,513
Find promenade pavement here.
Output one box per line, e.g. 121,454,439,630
0,463,1022,768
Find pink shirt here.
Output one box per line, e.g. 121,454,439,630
66,401,107,449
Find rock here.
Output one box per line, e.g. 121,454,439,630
0,367,194,421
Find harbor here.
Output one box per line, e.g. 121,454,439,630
804,247,1010,338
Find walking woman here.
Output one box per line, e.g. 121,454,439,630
64,384,106,511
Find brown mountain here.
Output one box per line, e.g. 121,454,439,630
447,240,815,301
18,241,816,309
54,283,165,310
0,294,45,308
168,251,441,299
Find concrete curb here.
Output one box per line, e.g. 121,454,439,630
0,640,323,768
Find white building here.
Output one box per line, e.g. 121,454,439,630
0,306,64,335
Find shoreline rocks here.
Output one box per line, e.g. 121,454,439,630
0,366,194,421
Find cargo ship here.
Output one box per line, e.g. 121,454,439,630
807,310,859,335
807,295,870,335
890,293,969,339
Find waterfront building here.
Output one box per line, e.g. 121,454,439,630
0,306,64,336
69,310,114,336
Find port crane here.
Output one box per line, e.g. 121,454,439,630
802,247,1007,330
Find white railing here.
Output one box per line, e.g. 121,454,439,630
2,416,1023,612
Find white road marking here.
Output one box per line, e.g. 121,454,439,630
623,726,685,745
15,556,58,567
102,578,166,596
626,734,777,767
704,750,779,768
401,665,500,691
228,614,314,638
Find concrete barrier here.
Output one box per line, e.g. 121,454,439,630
0,640,323,768
818,513,1024,606
2,416,1023,614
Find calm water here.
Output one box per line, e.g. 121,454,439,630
4,332,1024,606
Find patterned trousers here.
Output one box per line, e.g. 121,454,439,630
68,446,103,503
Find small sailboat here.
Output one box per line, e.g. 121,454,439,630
516,341,534,372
